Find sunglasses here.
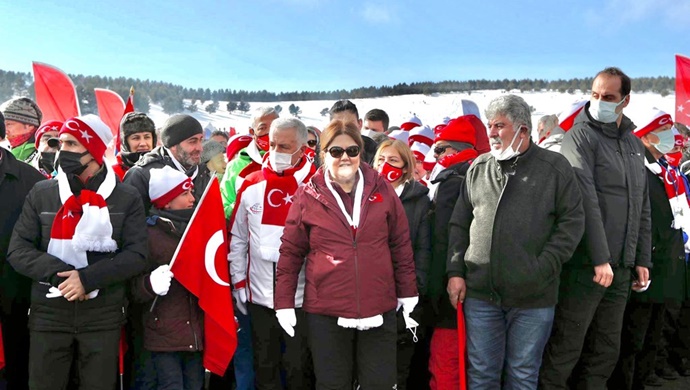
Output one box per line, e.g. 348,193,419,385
434,144,453,155
307,140,318,147
327,145,360,158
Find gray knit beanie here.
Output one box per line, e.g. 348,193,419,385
1,97,43,127
201,140,226,164
160,114,202,148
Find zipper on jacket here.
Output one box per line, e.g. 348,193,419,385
353,238,361,318
489,165,510,305
190,295,199,350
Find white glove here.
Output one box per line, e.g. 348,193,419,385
397,296,419,314
276,308,297,337
46,286,62,298
149,265,173,296
232,287,248,315
46,286,99,299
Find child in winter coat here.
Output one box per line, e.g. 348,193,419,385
131,165,204,389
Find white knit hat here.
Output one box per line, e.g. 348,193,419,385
149,166,193,209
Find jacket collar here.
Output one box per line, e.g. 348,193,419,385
578,102,636,139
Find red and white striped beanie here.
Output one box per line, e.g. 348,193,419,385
149,166,193,209
59,115,113,164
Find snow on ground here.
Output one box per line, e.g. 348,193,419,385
147,90,676,141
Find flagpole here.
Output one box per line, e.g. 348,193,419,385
149,178,220,312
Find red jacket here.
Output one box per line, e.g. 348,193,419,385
275,164,417,318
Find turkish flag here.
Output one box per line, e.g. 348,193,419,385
676,55,690,127
558,100,587,132
170,179,237,376
94,88,126,138
32,62,81,122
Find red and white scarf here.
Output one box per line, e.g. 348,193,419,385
261,156,316,227
47,166,118,271
645,157,690,233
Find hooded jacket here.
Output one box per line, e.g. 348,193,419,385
274,164,418,318
220,142,264,217
123,146,211,214
560,104,652,269
8,167,148,332
447,143,585,308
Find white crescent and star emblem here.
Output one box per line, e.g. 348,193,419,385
659,117,670,125
267,189,293,207
182,181,192,190
205,230,230,287
386,171,399,181
79,129,93,143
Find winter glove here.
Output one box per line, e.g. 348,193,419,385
397,296,419,314
232,286,248,315
149,265,174,296
46,286,99,299
276,308,297,337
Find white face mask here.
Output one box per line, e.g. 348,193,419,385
651,128,676,155
269,149,300,172
589,96,626,123
490,127,525,161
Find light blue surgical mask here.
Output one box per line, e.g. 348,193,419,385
589,96,627,123
652,128,676,154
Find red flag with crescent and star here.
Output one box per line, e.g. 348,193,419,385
169,179,237,376
676,54,690,127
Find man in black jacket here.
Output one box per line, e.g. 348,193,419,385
7,115,148,390
0,110,46,390
540,67,652,389
447,95,585,389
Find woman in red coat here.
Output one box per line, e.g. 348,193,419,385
274,120,418,390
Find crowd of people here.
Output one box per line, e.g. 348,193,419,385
1,65,690,390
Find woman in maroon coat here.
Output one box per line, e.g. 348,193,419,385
274,120,418,390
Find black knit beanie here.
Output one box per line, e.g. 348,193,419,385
161,114,203,148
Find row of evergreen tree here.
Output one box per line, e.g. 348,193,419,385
0,69,676,116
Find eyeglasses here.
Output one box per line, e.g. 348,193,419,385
326,145,360,158
434,144,452,155
307,140,318,148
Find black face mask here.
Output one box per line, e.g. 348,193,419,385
57,151,91,175
39,152,56,173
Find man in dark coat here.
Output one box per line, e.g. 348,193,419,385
7,115,148,390
540,67,652,389
0,111,46,389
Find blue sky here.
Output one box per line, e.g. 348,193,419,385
1,0,689,93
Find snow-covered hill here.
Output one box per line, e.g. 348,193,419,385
147,90,676,139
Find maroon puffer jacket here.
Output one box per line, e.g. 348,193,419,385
275,164,417,318
131,216,204,352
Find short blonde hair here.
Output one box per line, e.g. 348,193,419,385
373,139,415,183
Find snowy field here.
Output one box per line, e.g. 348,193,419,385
142,89,675,144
